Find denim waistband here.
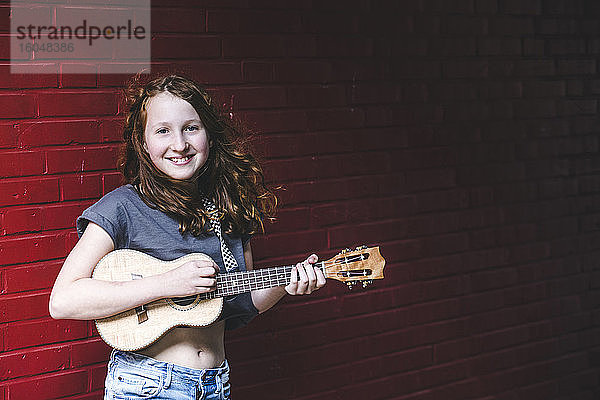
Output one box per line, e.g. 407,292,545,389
111,349,228,384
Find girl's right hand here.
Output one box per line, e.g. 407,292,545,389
161,260,218,298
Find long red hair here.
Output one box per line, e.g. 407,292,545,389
119,74,276,237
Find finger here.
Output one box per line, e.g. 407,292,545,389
296,262,310,294
308,254,318,264
297,262,309,285
304,263,318,291
315,266,326,287
196,277,217,291
285,266,299,295
198,265,217,276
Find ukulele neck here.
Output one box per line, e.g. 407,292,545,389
200,262,326,299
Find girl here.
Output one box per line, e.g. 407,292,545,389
49,74,326,399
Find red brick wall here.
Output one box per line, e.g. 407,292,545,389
1,0,600,399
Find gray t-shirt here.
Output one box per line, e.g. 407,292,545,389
77,184,258,330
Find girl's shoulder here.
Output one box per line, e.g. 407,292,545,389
93,184,141,207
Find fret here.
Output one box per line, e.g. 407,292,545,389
198,262,328,300
201,265,294,298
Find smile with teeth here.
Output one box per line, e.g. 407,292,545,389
168,155,194,164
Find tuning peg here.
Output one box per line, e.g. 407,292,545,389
346,281,355,290
355,245,367,250
362,281,370,288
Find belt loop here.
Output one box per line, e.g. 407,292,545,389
216,370,222,397
197,370,206,400
164,363,173,389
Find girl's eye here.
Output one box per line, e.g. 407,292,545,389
156,128,169,134
185,125,199,132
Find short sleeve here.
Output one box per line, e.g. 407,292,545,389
76,188,129,249
223,292,259,330
241,233,252,247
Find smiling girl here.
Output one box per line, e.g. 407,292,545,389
49,74,325,399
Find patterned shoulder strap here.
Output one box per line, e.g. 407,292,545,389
201,198,239,272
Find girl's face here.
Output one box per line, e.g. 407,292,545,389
143,91,210,180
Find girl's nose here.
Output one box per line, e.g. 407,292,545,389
171,132,188,152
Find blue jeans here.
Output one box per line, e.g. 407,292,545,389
104,350,231,400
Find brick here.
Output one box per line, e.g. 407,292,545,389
0,233,67,266
251,230,328,260
42,202,91,231
0,292,50,322
306,108,364,131
17,120,100,147
283,35,317,57
263,157,316,183
489,16,534,35
171,62,244,85
0,178,60,207
0,124,17,148
60,64,98,88
0,346,69,379
89,364,107,392
316,35,373,58
38,91,117,117
0,64,58,88
328,219,404,249
152,7,205,33
1,206,42,234
287,84,347,107
405,168,456,192
263,207,310,234
547,39,586,56
252,133,316,158
557,59,596,75
153,35,221,59
207,10,302,33
0,150,45,178
304,11,358,34
443,60,488,79
242,61,274,82
100,119,124,142
223,35,285,58
273,61,332,83
2,260,63,294
60,173,102,201
7,370,87,399
46,145,119,174
514,59,556,76
522,81,566,98
500,0,541,14
241,110,308,133
478,37,522,55
0,94,36,119
102,172,123,194
95,66,144,88
316,152,390,178
212,86,287,110
70,339,111,367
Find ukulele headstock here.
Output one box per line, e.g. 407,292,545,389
323,246,385,290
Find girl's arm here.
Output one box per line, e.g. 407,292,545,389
245,242,326,314
49,222,218,320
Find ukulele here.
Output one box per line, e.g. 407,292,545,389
92,246,385,350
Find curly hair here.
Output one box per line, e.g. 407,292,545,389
119,74,277,237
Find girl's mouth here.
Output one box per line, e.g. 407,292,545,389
168,155,194,165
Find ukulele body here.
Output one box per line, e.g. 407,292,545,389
92,250,223,351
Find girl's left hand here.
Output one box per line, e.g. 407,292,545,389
285,254,326,295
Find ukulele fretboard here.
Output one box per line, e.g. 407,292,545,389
198,262,326,299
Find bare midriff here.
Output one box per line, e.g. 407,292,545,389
138,321,226,369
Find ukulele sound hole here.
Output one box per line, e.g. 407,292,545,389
170,295,197,306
